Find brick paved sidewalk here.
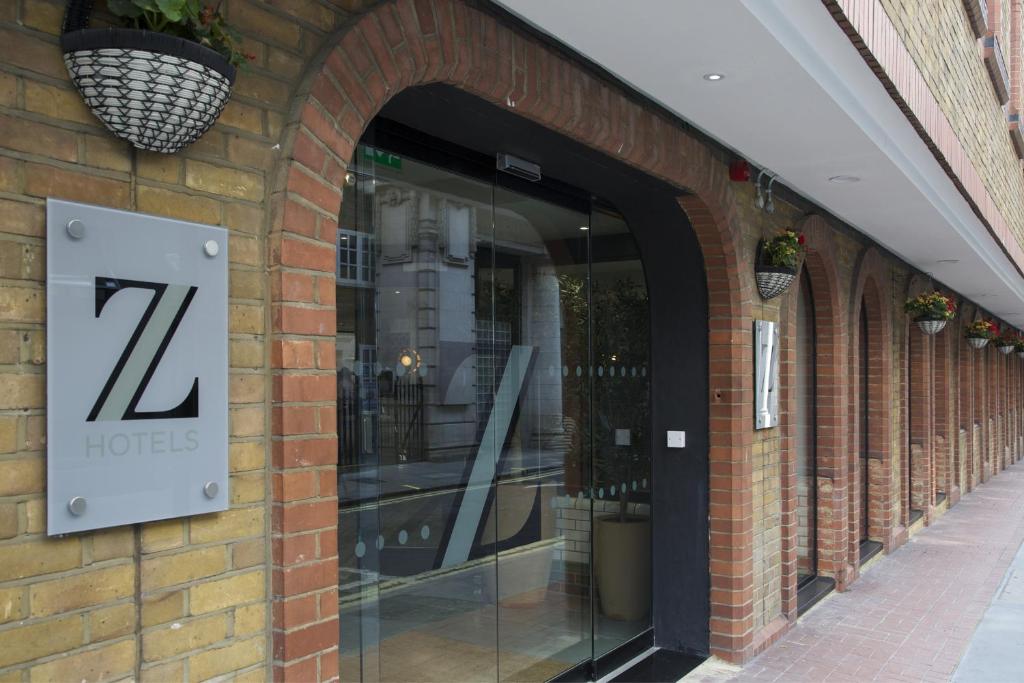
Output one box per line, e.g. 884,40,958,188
686,460,1024,683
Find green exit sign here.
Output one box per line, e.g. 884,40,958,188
362,147,402,170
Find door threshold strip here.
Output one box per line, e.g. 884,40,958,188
604,648,706,683
596,647,657,683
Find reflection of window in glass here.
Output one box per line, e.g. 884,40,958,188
336,229,375,287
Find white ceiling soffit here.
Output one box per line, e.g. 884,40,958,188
494,0,1024,325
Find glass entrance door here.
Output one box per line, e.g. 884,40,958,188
337,136,652,683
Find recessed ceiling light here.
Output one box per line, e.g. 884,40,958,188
702,73,725,81
936,259,960,264
828,175,861,183
579,225,589,231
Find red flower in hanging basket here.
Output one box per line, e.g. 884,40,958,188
966,319,998,339
797,234,806,245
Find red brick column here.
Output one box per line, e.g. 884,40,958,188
267,0,754,674
978,342,989,484
957,303,976,494
907,319,934,515
933,304,954,501
987,344,999,480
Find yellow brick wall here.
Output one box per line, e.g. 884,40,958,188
0,1,371,680
881,0,1024,249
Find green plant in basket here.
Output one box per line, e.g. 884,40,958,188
761,230,806,270
904,291,955,321
107,0,255,67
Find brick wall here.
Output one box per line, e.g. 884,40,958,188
0,0,376,680
884,0,1024,247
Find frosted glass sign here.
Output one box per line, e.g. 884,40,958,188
46,199,229,535
755,319,780,429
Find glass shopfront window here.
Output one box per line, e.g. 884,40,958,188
337,135,651,682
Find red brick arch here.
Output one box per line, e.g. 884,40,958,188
847,247,894,564
779,215,851,603
266,0,755,677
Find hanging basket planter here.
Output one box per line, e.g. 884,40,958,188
59,1,241,154
905,291,954,336
755,266,797,301
914,317,947,335
754,232,804,301
993,331,1020,355
965,319,997,350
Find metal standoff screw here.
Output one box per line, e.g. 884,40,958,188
67,496,87,516
66,219,85,240
203,240,220,257
203,481,219,499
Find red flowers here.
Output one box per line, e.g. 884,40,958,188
947,300,955,311
797,234,806,245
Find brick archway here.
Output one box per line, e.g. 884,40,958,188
847,248,894,563
266,0,752,676
779,215,850,601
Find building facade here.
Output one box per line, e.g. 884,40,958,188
2,0,1024,680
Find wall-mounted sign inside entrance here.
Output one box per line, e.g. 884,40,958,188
46,199,229,535
754,319,780,429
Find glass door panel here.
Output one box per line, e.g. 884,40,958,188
338,139,653,683
492,185,593,682
590,208,651,660
338,149,501,682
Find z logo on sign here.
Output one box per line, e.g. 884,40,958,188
88,278,200,421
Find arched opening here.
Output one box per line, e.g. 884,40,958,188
268,2,753,670
795,269,818,588
855,298,886,565
847,255,893,559
331,85,710,682
781,226,846,613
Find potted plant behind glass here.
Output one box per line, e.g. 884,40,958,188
754,230,805,300
965,319,998,349
61,0,253,153
905,291,955,335
589,277,652,623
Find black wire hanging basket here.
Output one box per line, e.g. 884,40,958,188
754,239,798,300
60,0,236,154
